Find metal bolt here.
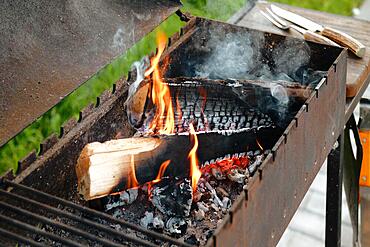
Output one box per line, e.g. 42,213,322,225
362,176,367,182
363,138,367,144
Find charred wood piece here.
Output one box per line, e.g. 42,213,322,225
127,77,309,132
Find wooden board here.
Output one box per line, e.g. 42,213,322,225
231,3,370,97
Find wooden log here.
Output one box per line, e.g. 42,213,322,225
76,127,280,200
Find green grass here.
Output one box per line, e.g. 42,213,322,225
271,0,363,16
0,0,363,175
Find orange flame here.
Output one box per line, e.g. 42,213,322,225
144,32,175,134
148,160,171,196
152,160,171,184
127,155,139,189
188,123,202,192
256,139,264,151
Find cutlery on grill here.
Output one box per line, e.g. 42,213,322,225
270,4,366,58
260,7,339,47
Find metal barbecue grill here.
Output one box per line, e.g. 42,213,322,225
0,1,349,246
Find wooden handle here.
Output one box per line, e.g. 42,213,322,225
303,30,340,47
321,26,366,58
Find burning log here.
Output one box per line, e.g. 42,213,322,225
126,77,309,133
76,127,279,200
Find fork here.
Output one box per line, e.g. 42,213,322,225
260,7,339,47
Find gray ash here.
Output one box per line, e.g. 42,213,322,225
150,177,193,217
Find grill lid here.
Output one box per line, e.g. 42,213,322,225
0,0,182,147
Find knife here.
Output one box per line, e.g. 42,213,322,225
270,5,366,58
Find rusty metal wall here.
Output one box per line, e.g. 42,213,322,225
0,0,181,147
207,48,347,247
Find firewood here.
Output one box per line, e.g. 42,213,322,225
125,77,309,134
76,127,279,200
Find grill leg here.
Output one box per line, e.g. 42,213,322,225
325,133,344,247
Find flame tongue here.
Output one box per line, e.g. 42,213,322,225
153,160,171,183
127,155,139,189
144,32,175,135
188,123,201,193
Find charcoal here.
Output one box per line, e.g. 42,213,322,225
166,217,187,235
140,211,154,229
150,177,193,217
152,216,164,230
244,167,250,178
194,208,205,221
222,197,231,209
248,154,264,174
197,202,209,213
185,234,200,245
104,188,138,211
210,203,220,211
205,182,223,207
216,187,229,198
227,169,246,184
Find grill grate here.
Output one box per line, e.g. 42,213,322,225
0,179,192,247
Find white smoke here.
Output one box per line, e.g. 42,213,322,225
127,56,150,98
270,84,289,105
193,26,312,85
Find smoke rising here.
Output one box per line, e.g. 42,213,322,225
128,56,149,98
177,26,327,127
193,27,317,85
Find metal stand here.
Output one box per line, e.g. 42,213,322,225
326,134,344,247
325,114,363,247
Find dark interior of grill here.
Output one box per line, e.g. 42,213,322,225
0,17,344,247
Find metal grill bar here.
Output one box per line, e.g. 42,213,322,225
0,189,157,247
0,201,123,247
1,179,193,247
0,213,82,247
0,227,45,247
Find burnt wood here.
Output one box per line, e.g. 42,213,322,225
126,77,309,133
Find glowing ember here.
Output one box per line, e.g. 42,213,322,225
188,123,202,192
144,32,175,134
256,139,264,151
127,155,139,189
201,155,249,175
